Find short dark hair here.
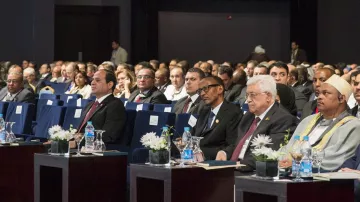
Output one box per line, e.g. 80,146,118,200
269,61,289,74
42,63,51,70
205,76,225,91
218,65,233,78
255,64,269,74
138,61,153,69
350,70,360,79
140,67,155,78
289,69,298,81
75,71,90,86
103,69,117,92
112,40,120,45
187,68,205,79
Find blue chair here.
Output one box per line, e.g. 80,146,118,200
125,102,153,111
242,103,249,113
39,94,59,100
120,98,128,103
33,106,67,140
89,95,96,101
174,113,199,136
153,104,174,113
0,102,9,119
5,102,35,135
60,94,83,105
66,98,92,107
62,106,84,130
36,99,62,120
51,83,68,94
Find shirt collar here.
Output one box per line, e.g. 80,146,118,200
256,102,275,121
189,94,199,102
211,101,223,116
96,93,111,104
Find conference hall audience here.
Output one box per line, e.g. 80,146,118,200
23,68,38,93
154,68,170,93
218,65,243,102
66,71,92,99
0,71,35,104
114,69,136,99
163,66,187,101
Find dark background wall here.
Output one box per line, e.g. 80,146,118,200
317,0,360,64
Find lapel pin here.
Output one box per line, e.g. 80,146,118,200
215,119,219,124
265,117,270,121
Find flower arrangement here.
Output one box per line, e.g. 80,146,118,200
251,134,279,162
279,128,291,148
48,125,77,141
140,132,167,151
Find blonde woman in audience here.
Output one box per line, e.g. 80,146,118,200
114,69,136,99
66,71,92,99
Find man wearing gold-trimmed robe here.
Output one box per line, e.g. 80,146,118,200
284,75,360,171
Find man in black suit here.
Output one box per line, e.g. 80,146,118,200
290,41,307,65
192,76,242,160
269,62,307,114
78,69,126,144
218,65,243,102
155,68,170,93
35,63,52,93
350,72,360,117
173,68,205,115
128,67,168,104
0,72,35,104
216,75,298,173
301,68,334,120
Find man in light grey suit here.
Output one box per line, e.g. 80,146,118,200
173,68,205,115
0,72,35,104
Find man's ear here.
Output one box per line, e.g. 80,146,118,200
108,81,114,90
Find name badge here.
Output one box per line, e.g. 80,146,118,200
239,135,253,159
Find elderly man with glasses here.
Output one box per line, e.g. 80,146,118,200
216,75,298,174
191,76,243,160
0,72,35,104
128,67,168,104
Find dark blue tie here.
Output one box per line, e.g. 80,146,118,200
207,111,215,129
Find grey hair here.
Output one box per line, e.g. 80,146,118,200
23,67,35,75
247,75,276,100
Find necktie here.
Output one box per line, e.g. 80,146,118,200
4,93,12,101
135,93,144,103
231,117,261,161
78,101,99,132
206,112,215,129
182,97,191,113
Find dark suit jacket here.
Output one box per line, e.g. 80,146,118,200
192,101,243,160
237,86,247,105
293,88,307,113
292,82,312,101
35,73,52,94
172,95,205,115
233,102,299,172
309,92,316,102
0,87,35,104
158,81,170,93
301,100,317,120
340,144,360,202
128,87,168,104
351,105,358,117
79,94,126,144
291,48,307,65
225,83,243,103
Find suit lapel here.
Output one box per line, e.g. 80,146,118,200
248,103,278,142
88,95,114,120
188,97,201,113
128,90,139,102
201,102,228,135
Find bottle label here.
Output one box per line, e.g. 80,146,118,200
183,149,193,160
86,130,94,137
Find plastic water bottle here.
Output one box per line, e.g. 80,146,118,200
0,114,6,142
160,126,171,166
84,121,95,151
300,136,312,177
291,135,301,175
182,127,194,162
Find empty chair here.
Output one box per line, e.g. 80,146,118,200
33,105,67,140
5,102,35,135
174,113,199,136
66,98,92,108
153,104,174,113
62,106,84,130
36,99,63,120
39,94,59,100
60,94,83,105
125,102,153,111
50,83,68,94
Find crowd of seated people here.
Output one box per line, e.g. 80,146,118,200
2,58,360,198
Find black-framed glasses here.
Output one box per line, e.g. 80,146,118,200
197,84,220,94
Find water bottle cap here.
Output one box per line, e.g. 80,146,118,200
0,114,3,118
303,136,309,141
87,121,92,124
294,135,300,140
184,127,190,132
162,126,168,130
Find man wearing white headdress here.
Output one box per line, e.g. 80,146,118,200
284,75,360,171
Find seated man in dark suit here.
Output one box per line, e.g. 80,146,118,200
351,72,360,118
301,67,334,120
128,67,168,104
155,68,170,93
77,69,126,144
216,75,298,173
340,144,360,202
173,68,206,115
218,65,243,102
0,72,35,104
35,63,53,94
192,76,243,160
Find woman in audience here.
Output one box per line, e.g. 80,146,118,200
114,69,136,99
275,83,297,116
66,71,92,99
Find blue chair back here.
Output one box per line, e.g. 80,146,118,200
120,98,128,103
5,102,35,135
51,83,68,94
0,102,9,119
175,113,199,136
36,99,62,120
125,102,153,111
60,94,83,105
62,106,84,130
121,110,137,146
241,103,249,113
153,104,174,113
66,98,92,107
34,106,67,138
40,94,59,100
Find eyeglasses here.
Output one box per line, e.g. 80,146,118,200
197,84,220,94
270,72,287,78
7,79,20,84
245,92,267,99
137,75,153,80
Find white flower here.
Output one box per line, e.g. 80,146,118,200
140,132,168,150
267,150,280,160
48,125,76,141
140,132,157,147
48,125,62,136
251,134,272,148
